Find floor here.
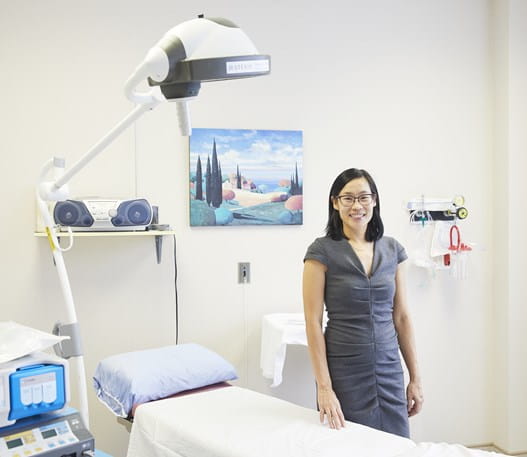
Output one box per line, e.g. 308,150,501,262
473,445,527,456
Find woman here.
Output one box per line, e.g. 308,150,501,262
303,168,423,437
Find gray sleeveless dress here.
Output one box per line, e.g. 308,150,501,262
304,236,409,437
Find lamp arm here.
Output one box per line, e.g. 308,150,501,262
45,101,158,198
124,47,169,104
124,49,195,136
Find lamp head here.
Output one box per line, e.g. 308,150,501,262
125,16,271,104
148,16,270,100
124,15,270,136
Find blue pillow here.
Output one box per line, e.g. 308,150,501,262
92,343,238,417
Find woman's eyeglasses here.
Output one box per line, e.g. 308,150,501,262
335,193,376,207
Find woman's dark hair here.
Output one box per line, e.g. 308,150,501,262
325,168,384,241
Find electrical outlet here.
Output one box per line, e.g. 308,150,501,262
238,262,250,284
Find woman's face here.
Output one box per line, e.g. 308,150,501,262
332,177,377,237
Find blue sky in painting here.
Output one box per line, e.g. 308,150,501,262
189,128,303,183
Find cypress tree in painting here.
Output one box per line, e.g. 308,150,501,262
218,161,223,202
295,162,301,193
295,162,303,195
236,165,242,189
205,156,212,205
195,156,203,200
211,139,222,208
290,162,303,195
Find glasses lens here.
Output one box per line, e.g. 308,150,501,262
340,196,355,206
358,195,373,205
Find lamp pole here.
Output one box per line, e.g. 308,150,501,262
36,100,161,428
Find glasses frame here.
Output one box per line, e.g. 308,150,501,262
335,193,376,207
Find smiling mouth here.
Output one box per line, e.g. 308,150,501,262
349,213,366,219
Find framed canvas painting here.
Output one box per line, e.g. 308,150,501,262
189,128,303,226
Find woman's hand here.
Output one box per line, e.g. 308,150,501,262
318,386,346,429
407,380,424,417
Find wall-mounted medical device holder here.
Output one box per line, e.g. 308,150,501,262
52,322,83,359
406,195,473,279
407,195,468,224
0,352,69,428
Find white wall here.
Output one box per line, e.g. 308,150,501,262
506,1,527,450
492,0,527,452
1,1,524,456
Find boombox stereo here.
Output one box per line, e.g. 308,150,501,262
53,198,153,231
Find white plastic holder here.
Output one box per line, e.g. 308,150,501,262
36,186,90,427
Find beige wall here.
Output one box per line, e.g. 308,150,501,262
1,1,524,456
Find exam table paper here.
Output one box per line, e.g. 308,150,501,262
127,386,505,457
127,386,416,457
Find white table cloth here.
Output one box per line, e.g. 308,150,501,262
260,313,327,387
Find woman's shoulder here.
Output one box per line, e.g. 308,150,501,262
311,235,331,244
305,236,343,260
377,236,407,261
378,235,400,245
308,236,344,249
305,236,350,267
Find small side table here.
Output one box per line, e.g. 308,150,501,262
260,313,308,387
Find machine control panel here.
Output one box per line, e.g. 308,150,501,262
0,410,94,457
2,418,78,455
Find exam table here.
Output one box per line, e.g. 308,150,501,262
92,344,504,457
125,385,504,457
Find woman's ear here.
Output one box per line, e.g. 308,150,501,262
332,197,339,211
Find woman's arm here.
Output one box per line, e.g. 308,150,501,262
303,259,346,429
393,261,424,417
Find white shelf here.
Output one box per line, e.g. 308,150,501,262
35,229,176,263
34,230,176,237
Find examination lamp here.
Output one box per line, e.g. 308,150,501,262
36,15,270,428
